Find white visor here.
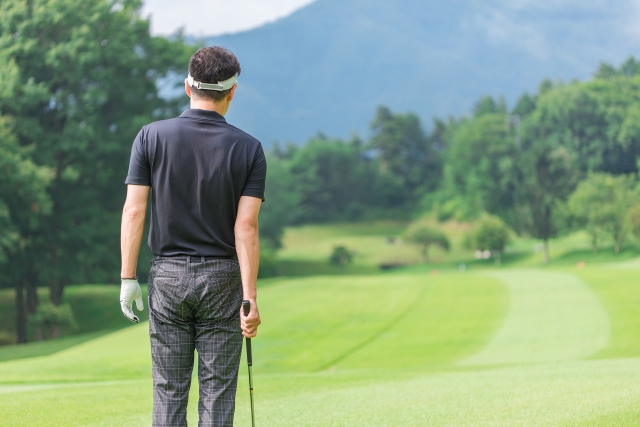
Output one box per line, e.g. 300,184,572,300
188,74,237,91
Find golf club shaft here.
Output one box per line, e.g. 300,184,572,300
243,300,255,427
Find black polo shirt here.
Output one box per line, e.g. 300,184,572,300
125,109,267,257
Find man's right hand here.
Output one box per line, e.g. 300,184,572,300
240,300,261,338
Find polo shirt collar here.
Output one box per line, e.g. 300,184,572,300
180,109,227,123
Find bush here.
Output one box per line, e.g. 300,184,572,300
27,303,76,340
258,246,280,278
0,331,15,346
472,215,510,265
329,246,353,269
403,221,450,263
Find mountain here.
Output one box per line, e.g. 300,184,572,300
207,0,640,144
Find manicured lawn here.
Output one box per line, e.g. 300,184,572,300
3,264,640,426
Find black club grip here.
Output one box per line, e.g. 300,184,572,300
243,300,250,317
242,300,253,366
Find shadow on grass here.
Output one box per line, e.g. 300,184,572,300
0,328,120,362
553,245,640,265
265,260,380,278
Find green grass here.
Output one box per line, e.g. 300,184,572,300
278,222,640,271
570,266,640,359
0,329,115,362
4,222,640,425
3,262,640,425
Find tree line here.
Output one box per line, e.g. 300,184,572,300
260,58,640,265
3,0,640,343
0,0,192,342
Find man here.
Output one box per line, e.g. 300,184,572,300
119,46,265,427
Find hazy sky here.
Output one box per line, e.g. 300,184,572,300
141,0,316,36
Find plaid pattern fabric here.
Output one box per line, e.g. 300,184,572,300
148,256,243,427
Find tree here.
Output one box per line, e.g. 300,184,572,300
370,106,441,197
627,204,640,252
0,0,192,309
403,221,450,263
509,137,578,264
286,135,400,223
473,96,506,118
473,215,510,266
258,155,300,249
568,173,637,253
0,114,52,343
443,112,514,219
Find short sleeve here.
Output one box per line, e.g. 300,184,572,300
241,144,267,201
125,129,152,186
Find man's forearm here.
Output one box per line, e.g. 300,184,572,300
235,224,260,301
121,205,147,278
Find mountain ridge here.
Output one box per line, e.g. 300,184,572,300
206,0,640,144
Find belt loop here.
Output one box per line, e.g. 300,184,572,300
187,255,191,263
201,256,205,263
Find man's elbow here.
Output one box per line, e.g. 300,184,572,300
122,204,146,222
235,220,259,240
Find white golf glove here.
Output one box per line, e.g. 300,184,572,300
120,278,144,323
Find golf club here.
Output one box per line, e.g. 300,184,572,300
242,300,256,427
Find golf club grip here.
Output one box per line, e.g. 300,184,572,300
242,300,253,366
242,300,251,317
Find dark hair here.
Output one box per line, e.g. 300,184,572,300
188,46,241,102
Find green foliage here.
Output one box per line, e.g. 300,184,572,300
626,204,640,252
370,106,441,196
403,221,450,263
567,173,638,254
595,56,640,79
27,302,76,340
0,0,193,307
258,155,301,249
328,246,353,268
270,134,409,225
472,215,510,265
509,141,578,263
473,95,507,118
258,247,280,278
443,113,513,219
0,332,14,346
0,115,52,262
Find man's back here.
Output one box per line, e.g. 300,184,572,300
125,108,266,257
120,46,264,427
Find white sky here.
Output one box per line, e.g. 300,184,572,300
141,0,317,36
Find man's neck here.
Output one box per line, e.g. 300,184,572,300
190,99,229,116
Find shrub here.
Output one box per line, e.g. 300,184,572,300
329,246,353,269
472,215,510,266
27,303,76,340
403,221,450,263
0,331,15,346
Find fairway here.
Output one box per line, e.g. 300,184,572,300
2,266,640,426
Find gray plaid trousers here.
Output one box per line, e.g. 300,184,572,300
148,256,244,427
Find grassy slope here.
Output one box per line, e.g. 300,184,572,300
3,222,640,425
570,266,640,359
0,272,506,382
3,265,640,426
0,285,148,358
